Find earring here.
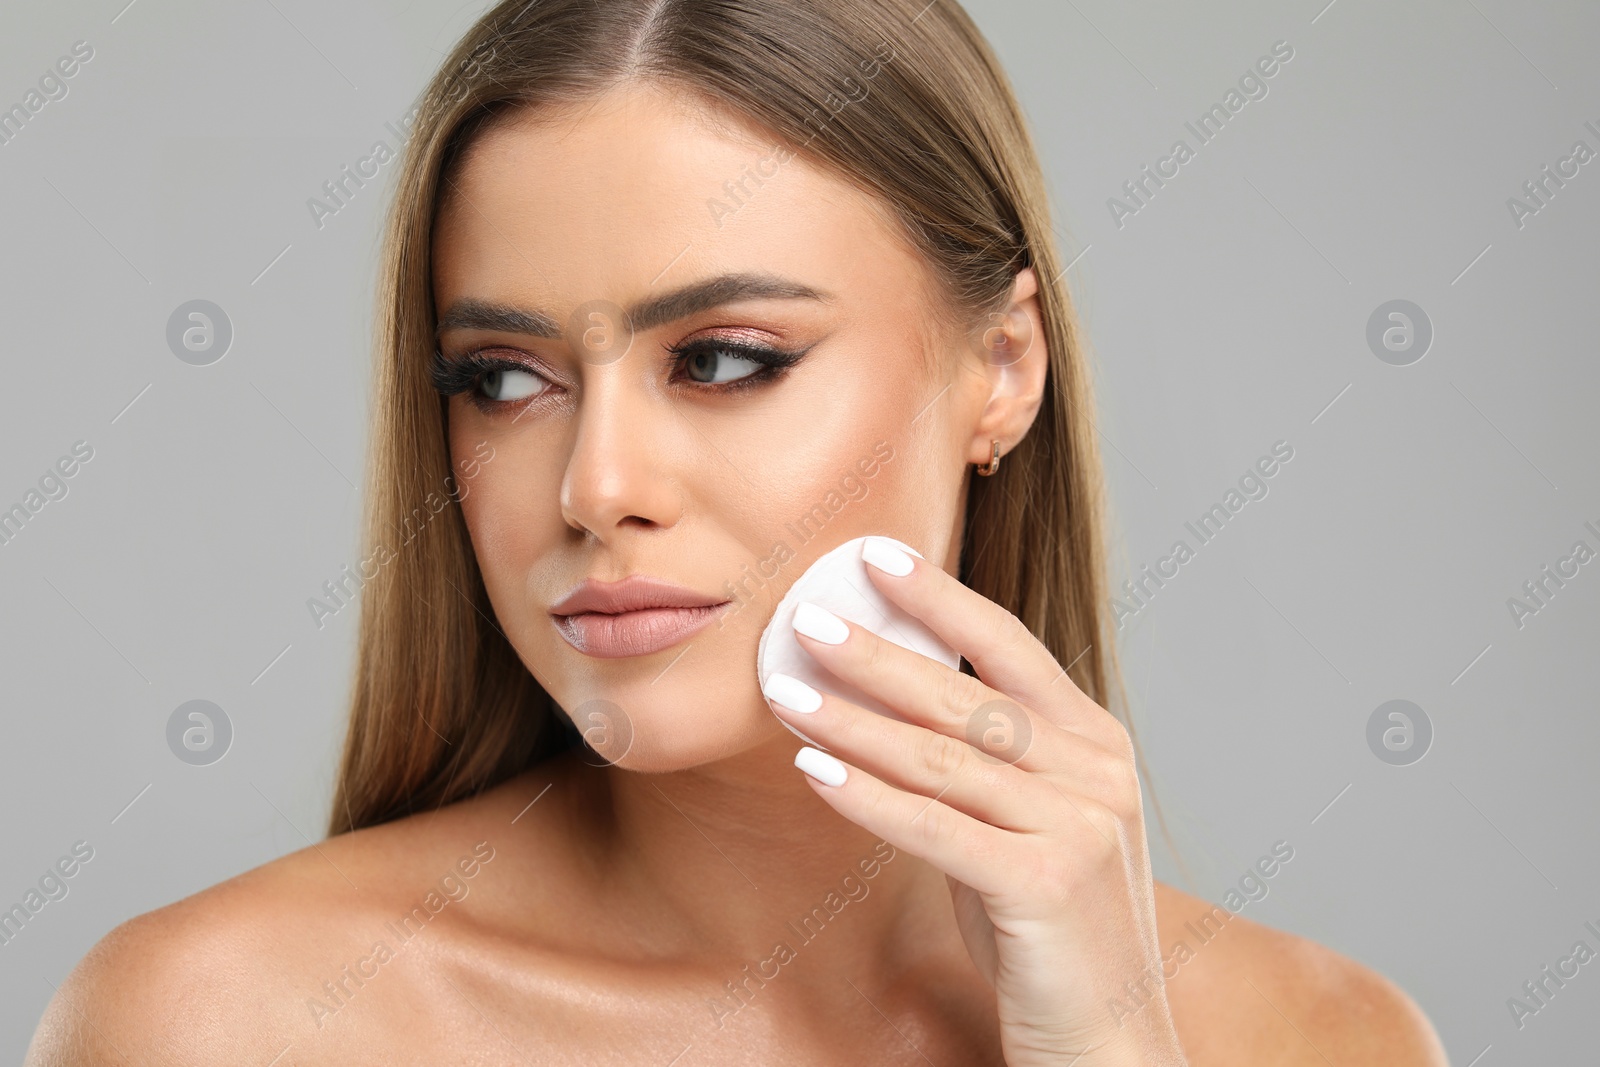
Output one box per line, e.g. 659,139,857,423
976,439,1002,476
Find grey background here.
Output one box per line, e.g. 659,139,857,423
2,0,1596,1060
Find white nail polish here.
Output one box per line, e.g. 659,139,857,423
793,601,849,644
762,672,822,713
861,536,915,577
795,746,848,786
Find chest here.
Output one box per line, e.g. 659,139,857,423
303,949,1006,1066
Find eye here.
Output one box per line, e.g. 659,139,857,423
668,338,807,389
480,367,547,401
429,348,554,411
682,344,765,384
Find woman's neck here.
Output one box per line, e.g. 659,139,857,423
578,730,950,974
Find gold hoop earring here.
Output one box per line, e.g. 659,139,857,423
976,439,1001,476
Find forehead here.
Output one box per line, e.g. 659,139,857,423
431,83,934,319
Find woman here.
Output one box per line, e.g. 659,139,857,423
28,0,1448,1063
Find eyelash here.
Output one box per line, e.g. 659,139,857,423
667,338,806,390
429,339,807,412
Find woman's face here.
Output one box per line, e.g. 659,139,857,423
431,84,1001,771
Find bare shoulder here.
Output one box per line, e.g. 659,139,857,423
1152,881,1448,1066
23,767,567,1067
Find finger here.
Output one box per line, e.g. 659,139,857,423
788,602,1057,771
762,671,1055,833
789,744,1014,897
856,536,1119,742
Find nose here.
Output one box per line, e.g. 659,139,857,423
559,370,683,539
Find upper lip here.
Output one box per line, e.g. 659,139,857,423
549,575,730,616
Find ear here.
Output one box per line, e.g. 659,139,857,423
963,266,1049,469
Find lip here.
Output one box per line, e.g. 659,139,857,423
550,576,731,658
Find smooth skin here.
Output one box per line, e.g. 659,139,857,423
27,83,1448,1065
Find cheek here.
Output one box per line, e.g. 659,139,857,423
453,431,562,599
709,404,955,609
706,418,886,562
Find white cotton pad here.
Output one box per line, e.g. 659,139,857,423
757,535,960,747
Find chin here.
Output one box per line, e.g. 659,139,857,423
540,635,785,773
517,569,801,773
605,721,788,774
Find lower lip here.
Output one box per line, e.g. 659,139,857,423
553,603,731,658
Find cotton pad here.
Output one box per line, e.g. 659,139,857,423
758,535,961,747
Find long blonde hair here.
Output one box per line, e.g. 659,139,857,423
328,0,1137,836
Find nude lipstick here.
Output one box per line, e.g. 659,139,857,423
550,576,731,658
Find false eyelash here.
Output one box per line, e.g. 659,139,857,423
428,348,545,398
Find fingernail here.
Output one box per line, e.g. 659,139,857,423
795,746,848,787
762,672,822,713
793,602,849,644
862,536,915,577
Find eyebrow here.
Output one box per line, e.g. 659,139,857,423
434,272,833,339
